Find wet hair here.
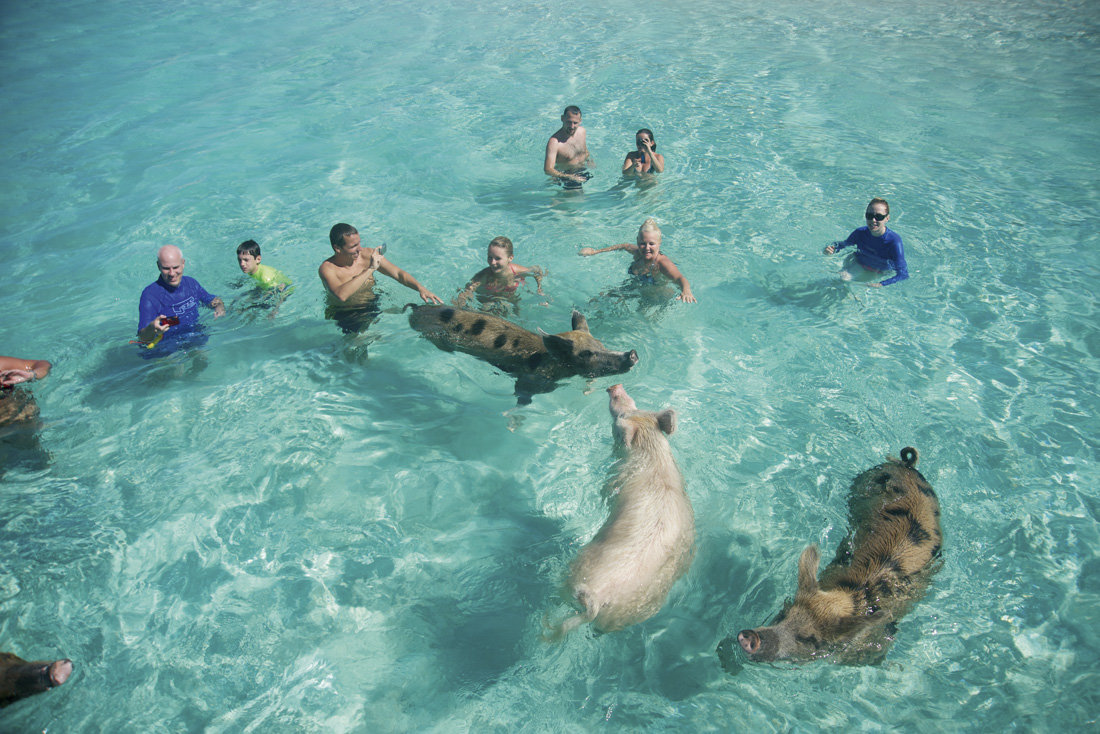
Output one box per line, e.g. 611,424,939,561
563,105,581,117
329,223,358,248
637,218,662,243
488,236,514,257
867,197,890,216
236,239,261,257
636,128,656,151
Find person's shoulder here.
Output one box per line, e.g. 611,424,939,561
885,228,903,243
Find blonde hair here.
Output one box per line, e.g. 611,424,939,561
488,236,514,257
636,218,662,244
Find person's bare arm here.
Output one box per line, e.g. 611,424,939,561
579,243,634,257
658,256,696,303
0,356,51,386
377,259,443,304
454,277,482,308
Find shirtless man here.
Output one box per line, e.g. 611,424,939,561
544,105,593,185
319,223,442,333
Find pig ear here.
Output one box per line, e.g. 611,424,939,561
656,409,676,435
542,333,574,357
796,545,820,597
571,311,591,333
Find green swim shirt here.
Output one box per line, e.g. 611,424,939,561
249,263,292,290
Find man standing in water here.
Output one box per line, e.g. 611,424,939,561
544,105,593,186
319,223,443,334
136,245,225,347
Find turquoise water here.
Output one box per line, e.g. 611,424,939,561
2,0,1098,730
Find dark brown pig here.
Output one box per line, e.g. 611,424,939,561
0,652,72,707
544,384,694,640
406,305,638,404
724,447,941,666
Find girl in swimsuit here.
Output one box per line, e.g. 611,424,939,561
579,219,696,303
455,236,545,311
622,129,665,175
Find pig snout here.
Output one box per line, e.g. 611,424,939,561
736,629,781,661
583,348,638,378
606,383,638,414
738,630,761,655
45,659,72,688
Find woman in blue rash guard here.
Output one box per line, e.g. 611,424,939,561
824,197,909,287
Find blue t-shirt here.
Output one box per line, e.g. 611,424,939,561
138,275,217,331
137,276,218,356
833,226,909,286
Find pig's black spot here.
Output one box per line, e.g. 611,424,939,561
525,353,546,369
577,349,593,360
884,621,899,636
468,319,487,336
451,323,463,332
795,634,823,649
874,579,895,598
493,334,507,348
885,506,910,518
438,308,455,323
907,519,932,546
874,472,891,488
511,338,522,349
930,543,942,559
917,481,937,498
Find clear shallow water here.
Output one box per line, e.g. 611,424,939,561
2,0,1098,730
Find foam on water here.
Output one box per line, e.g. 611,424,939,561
2,0,1099,730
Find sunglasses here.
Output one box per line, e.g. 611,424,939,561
865,212,887,222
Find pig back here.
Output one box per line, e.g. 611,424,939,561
569,421,694,632
825,448,941,585
407,305,546,371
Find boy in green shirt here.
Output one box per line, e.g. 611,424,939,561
237,239,291,290
236,239,291,316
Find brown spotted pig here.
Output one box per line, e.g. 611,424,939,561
545,384,694,640
0,651,72,707
406,305,638,404
726,447,941,666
